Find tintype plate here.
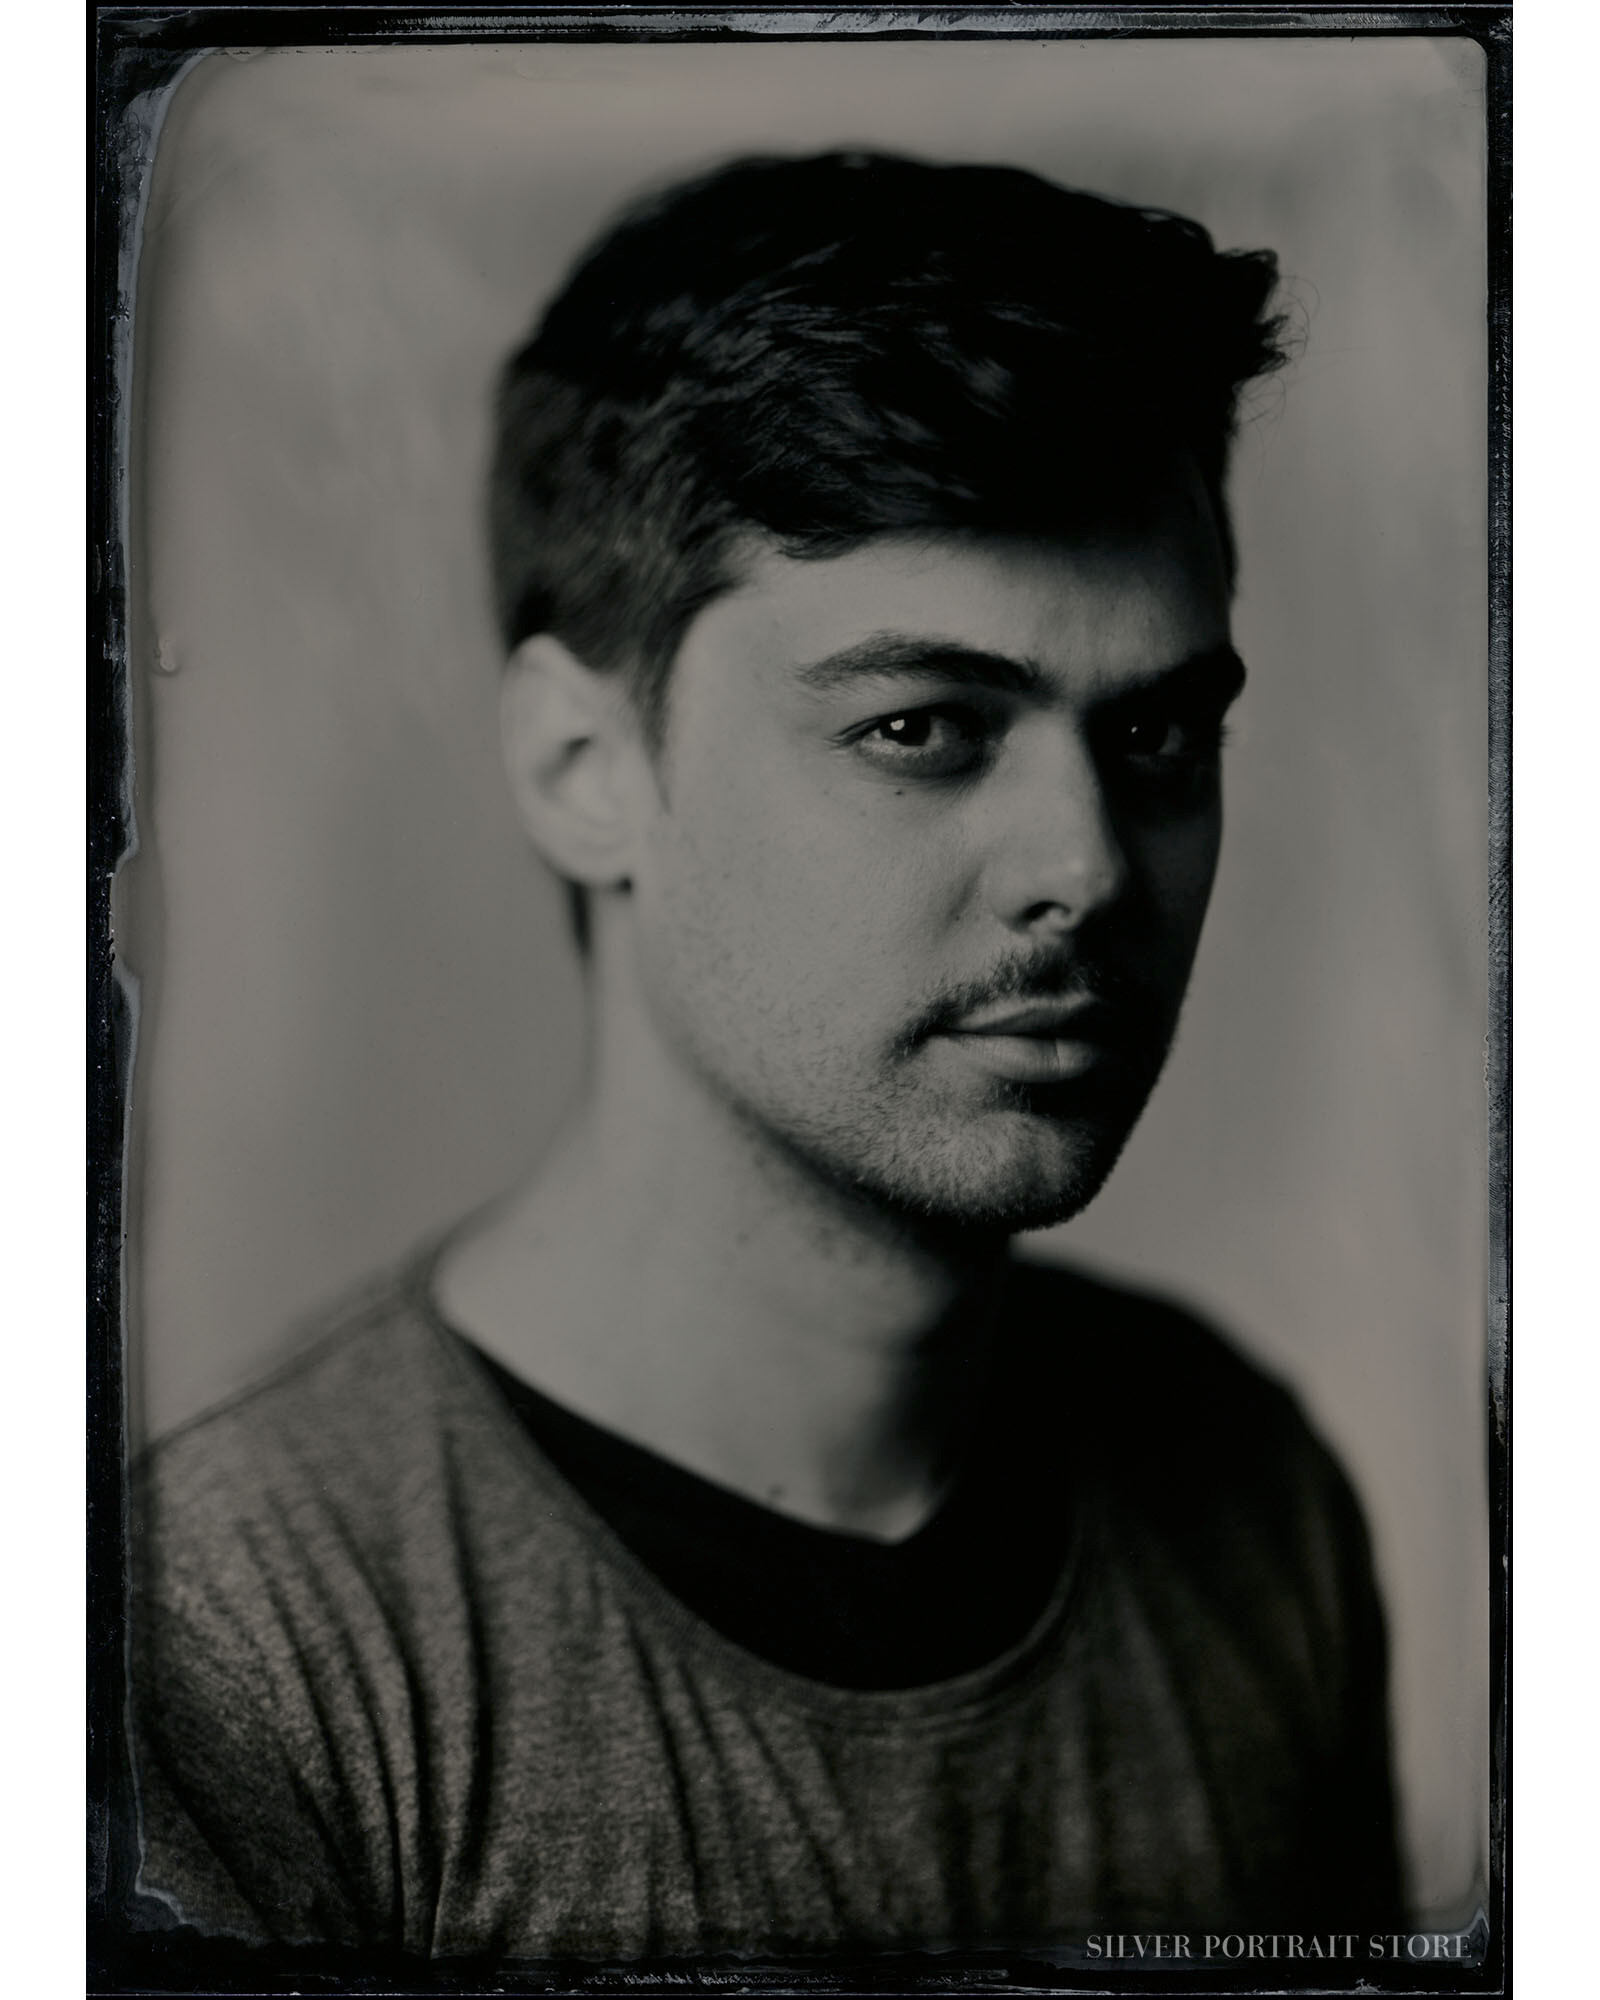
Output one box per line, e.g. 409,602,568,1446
89,8,1509,1996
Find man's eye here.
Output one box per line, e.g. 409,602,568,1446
851,706,988,776
1098,706,1229,809
1115,710,1225,767
1123,716,1187,759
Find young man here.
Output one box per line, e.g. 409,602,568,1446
132,151,1404,1962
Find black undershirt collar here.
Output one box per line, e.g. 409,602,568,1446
462,1331,1073,1691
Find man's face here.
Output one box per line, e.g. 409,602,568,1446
622,474,1240,1234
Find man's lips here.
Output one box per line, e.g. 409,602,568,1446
931,998,1124,1084
943,997,1117,1038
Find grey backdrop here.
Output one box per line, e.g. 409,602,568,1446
120,37,1489,1929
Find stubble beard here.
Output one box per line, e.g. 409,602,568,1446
724,1017,1178,1250
826,947,1185,1238
643,917,1190,1251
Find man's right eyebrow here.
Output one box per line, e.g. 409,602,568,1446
792,634,1043,696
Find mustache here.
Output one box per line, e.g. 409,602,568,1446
902,950,1171,1046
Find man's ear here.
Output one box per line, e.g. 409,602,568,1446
499,635,654,888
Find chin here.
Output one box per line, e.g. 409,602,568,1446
833,1104,1139,1239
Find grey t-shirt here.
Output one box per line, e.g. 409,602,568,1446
130,1255,1402,1962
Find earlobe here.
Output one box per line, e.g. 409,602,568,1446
499,635,647,888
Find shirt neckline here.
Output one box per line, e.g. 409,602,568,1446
402,1228,1096,1736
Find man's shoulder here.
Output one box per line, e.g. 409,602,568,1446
1008,1252,1302,1422
1007,1255,1374,1593
133,1257,491,1585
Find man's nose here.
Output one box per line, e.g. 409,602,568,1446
979,728,1130,937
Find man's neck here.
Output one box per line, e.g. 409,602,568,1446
434,1001,1009,1540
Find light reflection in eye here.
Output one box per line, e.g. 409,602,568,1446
844,701,1230,795
852,705,990,777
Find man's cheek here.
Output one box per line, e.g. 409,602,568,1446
667,779,815,908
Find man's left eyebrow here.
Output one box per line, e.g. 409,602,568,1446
1108,644,1248,708
792,634,1043,696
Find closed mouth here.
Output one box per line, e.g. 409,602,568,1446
931,1002,1126,1084
942,998,1118,1041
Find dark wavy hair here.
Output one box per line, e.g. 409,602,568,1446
490,149,1288,742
